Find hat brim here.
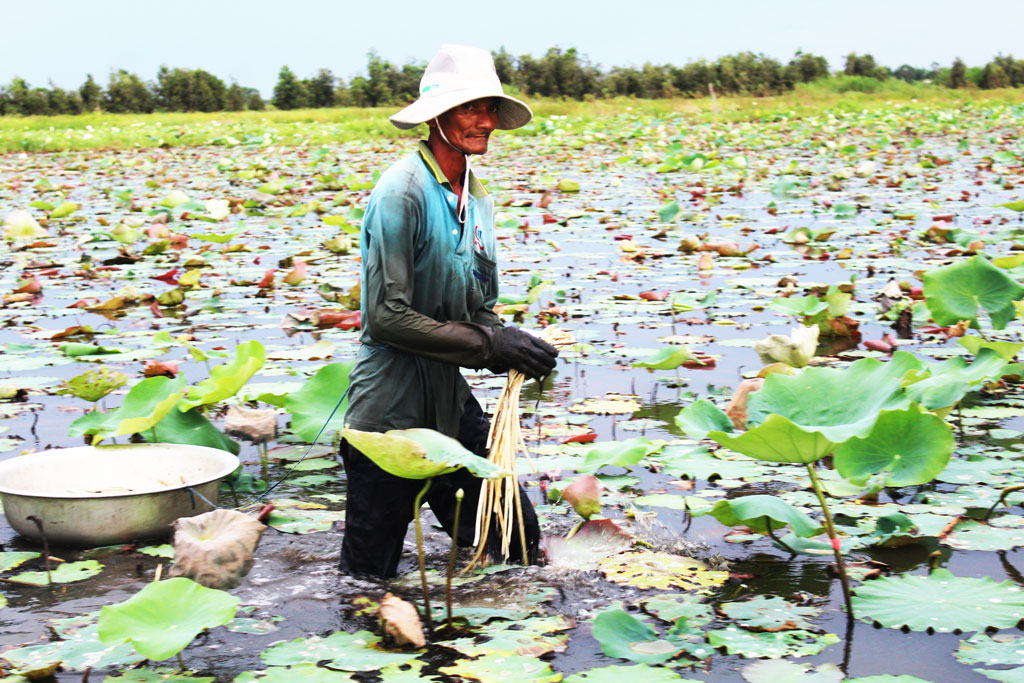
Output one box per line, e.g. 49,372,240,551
390,90,532,131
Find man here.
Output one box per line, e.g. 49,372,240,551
340,44,558,579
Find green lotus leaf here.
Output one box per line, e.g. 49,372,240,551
56,367,129,402
675,399,735,438
956,633,1024,667
922,255,1024,330
50,201,79,219
0,622,143,673
768,296,829,318
707,627,839,658
0,551,40,572
69,375,186,444
98,577,239,661
712,414,837,464
590,607,684,666
902,349,1008,410
7,560,104,586
850,568,1024,632
658,201,681,222
192,232,240,244
341,427,509,480
746,352,919,442
438,653,561,682
577,437,666,473
958,336,1024,361
694,495,823,538
60,343,125,358
641,593,713,626
942,518,1024,552
720,595,820,631
973,667,1024,683
834,405,953,486
104,668,216,682
742,660,845,683
259,630,415,671
632,345,695,369
235,665,355,682
179,340,265,411
437,615,572,658
158,190,191,208
565,664,688,682
285,362,352,443
145,406,240,455
997,201,1024,213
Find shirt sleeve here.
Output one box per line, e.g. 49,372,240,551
362,190,500,369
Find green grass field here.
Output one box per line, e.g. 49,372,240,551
1,82,1020,153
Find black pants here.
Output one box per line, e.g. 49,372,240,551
339,397,540,579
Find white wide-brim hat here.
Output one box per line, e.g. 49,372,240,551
390,44,532,131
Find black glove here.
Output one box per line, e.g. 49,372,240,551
490,327,558,381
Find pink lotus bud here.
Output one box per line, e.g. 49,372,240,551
563,474,601,520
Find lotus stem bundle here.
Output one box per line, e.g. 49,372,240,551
469,327,575,569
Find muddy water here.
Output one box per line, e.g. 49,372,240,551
1,107,1024,680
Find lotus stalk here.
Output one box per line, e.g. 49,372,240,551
446,488,464,631
413,478,434,637
804,463,853,617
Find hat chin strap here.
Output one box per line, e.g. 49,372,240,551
434,117,470,225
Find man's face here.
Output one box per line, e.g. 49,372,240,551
436,97,500,155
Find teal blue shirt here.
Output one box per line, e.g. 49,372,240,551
345,142,502,437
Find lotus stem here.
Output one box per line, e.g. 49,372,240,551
177,653,186,672
259,442,269,480
26,516,51,585
927,550,944,573
446,488,464,631
413,478,433,638
765,516,796,555
984,484,1024,521
805,463,854,618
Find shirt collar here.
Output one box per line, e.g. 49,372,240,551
417,141,487,199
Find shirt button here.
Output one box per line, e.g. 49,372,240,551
452,229,458,235
448,196,455,203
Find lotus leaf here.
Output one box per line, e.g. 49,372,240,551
0,623,143,673
235,665,356,682
719,595,820,631
922,256,1024,330
285,362,353,443
98,578,239,661
60,343,125,357
0,551,40,572
641,593,713,626
565,664,688,682
695,496,822,538
959,337,1024,361
438,615,572,658
590,607,685,665
103,668,216,682
569,395,642,415
341,427,508,480
266,500,344,534
438,653,561,682
902,349,1009,410
7,560,104,586
942,518,1024,552
577,437,665,473
707,627,839,658
850,568,1024,632
768,296,829,318
56,367,128,402
259,630,416,671
69,375,186,444
833,405,953,486
741,660,844,683
956,633,1024,667
632,346,696,369
974,668,1024,683
146,406,240,454
4,209,46,241
179,340,265,411
599,551,728,590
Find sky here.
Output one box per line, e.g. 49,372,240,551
2,0,1021,96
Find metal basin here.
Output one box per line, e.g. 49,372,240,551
0,443,239,547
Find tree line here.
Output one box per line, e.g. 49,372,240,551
2,49,1022,117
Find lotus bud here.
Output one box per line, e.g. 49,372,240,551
204,199,230,221
117,285,141,301
3,210,47,242
754,325,819,368
283,260,307,286
563,474,601,520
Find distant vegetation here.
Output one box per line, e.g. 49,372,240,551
1,49,1022,117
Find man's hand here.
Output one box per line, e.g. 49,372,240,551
490,327,558,381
